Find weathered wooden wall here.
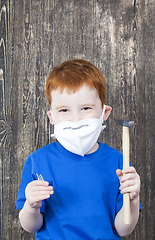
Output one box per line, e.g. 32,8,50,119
0,0,154,239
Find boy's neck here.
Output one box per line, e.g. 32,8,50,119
86,142,99,155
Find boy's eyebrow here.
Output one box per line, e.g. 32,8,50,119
81,103,96,107
55,103,96,109
55,105,68,109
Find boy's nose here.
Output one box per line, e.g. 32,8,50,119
71,113,81,122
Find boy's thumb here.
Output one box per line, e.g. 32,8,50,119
116,169,123,178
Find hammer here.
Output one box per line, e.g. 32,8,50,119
115,119,135,224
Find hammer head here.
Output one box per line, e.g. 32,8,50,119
115,119,135,128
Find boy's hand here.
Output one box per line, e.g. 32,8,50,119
116,167,140,200
25,180,54,209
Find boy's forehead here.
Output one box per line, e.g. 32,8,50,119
51,85,100,105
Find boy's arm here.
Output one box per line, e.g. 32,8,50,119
114,195,140,237
115,167,141,237
19,200,43,233
19,180,54,233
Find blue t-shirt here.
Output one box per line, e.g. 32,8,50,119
16,142,124,240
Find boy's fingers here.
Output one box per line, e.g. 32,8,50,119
122,166,136,174
120,173,136,183
119,179,135,190
25,181,54,204
31,189,54,197
26,180,53,192
120,184,139,195
32,194,51,201
32,180,50,186
26,188,54,199
32,185,53,191
116,169,123,177
27,190,54,206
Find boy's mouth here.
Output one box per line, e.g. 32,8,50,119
63,124,89,130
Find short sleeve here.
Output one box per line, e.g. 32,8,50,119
16,155,45,213
115,191,123,214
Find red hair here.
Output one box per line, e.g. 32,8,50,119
46,59,107,108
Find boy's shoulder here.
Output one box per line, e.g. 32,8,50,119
98,142,123,169
100,142,122,157
27,142,58,159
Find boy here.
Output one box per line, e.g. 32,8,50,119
16,59,141,240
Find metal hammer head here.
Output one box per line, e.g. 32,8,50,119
115,119,135,128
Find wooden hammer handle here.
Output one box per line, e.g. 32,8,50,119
123,126,131,224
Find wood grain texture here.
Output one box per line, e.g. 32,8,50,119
0,0,154,239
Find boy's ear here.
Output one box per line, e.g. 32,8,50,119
47,110,54,125
103,105,112,121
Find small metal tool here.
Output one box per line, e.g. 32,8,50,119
115,119,135,224
36,173,44,181
36,173,53,187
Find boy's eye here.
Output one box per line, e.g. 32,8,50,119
59,109,69,113
81,107,92,111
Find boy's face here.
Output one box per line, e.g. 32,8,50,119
50,84,102,124
48,84,111,124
